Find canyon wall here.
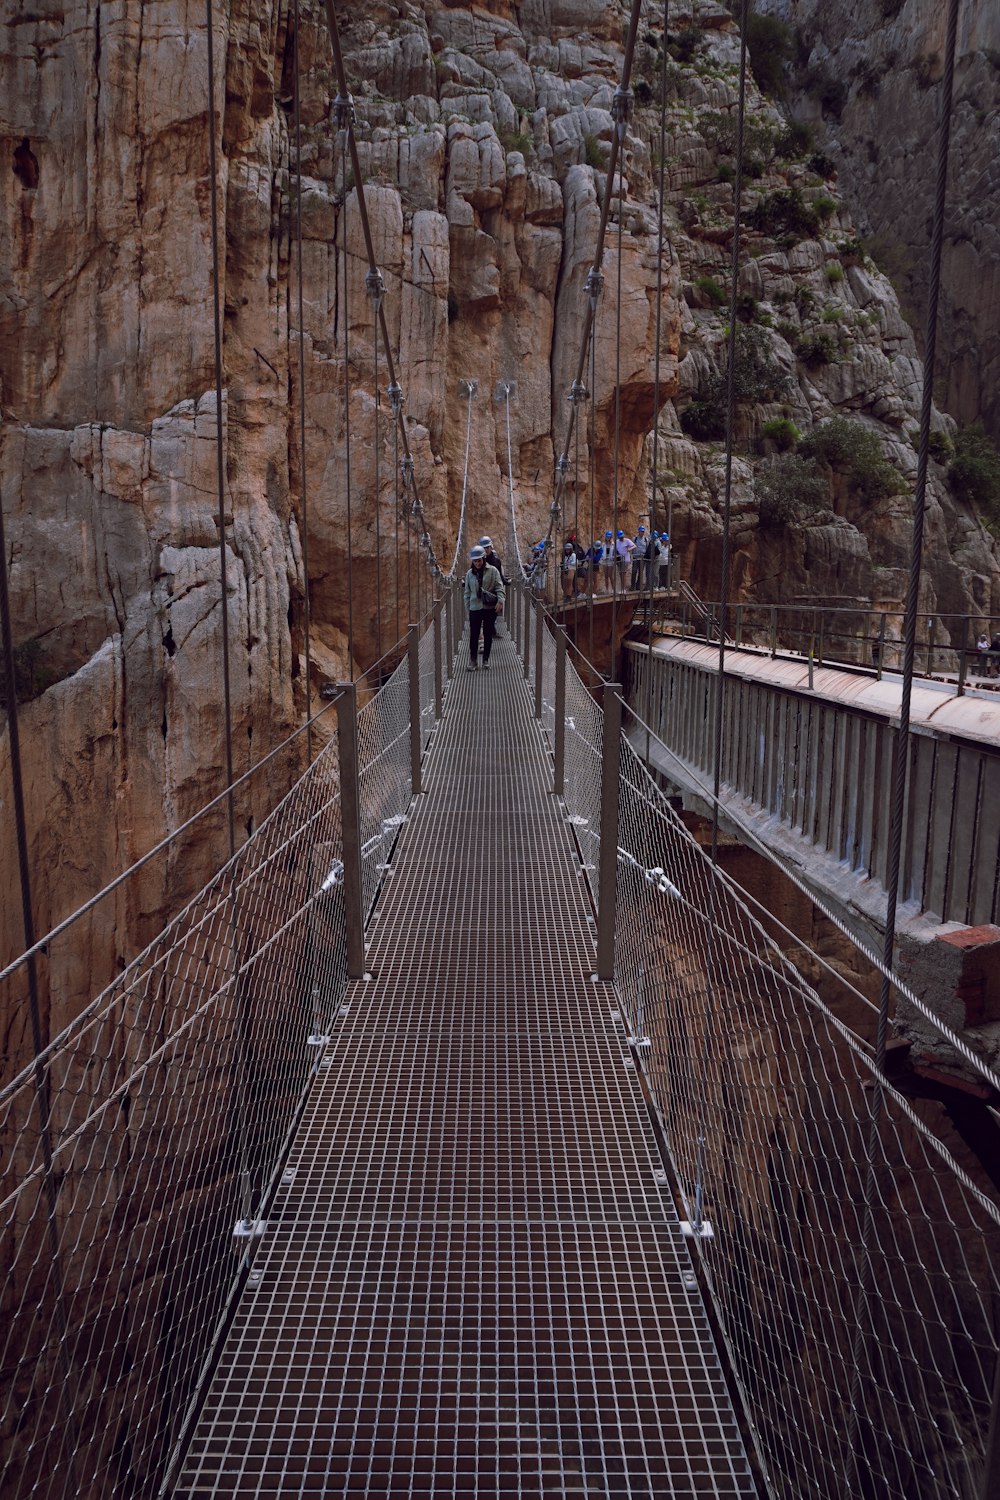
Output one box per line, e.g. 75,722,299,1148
3,0,1000,1054
758,0,1000,443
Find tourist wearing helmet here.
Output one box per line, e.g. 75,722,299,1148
597,530,616,594
463,544,505,670
630,525,649,590
478,535,508,639
615,528,635,590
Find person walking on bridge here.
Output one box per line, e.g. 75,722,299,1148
479,535,508,638
464,545,505,670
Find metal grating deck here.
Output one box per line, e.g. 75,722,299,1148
174,634,756,1497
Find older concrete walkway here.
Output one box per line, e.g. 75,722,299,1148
174,633,755,1497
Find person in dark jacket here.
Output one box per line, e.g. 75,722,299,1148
479,535,508,639
464,545,505,669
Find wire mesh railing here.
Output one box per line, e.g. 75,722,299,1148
649,598,1000,692
613,739,1000,1500
0,610,446,1499
530,596,1000,1500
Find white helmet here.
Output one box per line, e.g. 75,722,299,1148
479,535,493,548
469,545,486,560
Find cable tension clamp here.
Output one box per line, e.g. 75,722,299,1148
365,267,386,311
333,93,356,131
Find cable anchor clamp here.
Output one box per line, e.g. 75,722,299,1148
460,378,479,400
400,453,415,483
333,93,356,130
611,87,633,140
567,379,590,405
365,267,386,311
585,268,605,309
387,382,404,415
554,455,570,477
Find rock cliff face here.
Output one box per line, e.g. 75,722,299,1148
2,0,999,1046
757,0,1000,444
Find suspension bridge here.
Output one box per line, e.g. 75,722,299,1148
2,0,1000,1495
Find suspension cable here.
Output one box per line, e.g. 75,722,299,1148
501,384,531,579
320,0,470,595
709,0,750,867
205,0,236,854
0,487,82,1484
291,0,313,763
338,126,355,674
610,126,627,670
644,0,671,769
589,312,598,666
368,269,385,659
844,1,962,1487
550,0,643,505
389,381,403,640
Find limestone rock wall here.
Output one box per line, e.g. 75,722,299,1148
635,6,1000,636
757,0,1000,443
2,0,999,1054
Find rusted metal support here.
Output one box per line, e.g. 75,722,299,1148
534,604,544,719
407,623,422,795
596,681,622,981
433,599,443,719
554,626,567,796
335,682,366,979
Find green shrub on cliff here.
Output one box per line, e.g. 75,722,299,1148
748,187,820,243
756,453,829,527
949,426,1000,518
744,13,792,97
800,416,904,501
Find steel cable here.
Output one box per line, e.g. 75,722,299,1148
291,0,313,762
205,0,236,853
845,2,964,1488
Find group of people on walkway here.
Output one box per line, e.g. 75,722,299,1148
462,521,672,671
559,527,671,599
974,630,1000,677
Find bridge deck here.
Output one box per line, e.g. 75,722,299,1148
175,635,754,1497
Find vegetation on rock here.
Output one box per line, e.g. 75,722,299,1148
800,417,904,501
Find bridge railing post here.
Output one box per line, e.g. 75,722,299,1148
443,591,453,681
433,598,443,719
554,626,567,796
455,582,463,659
534,603,544,719
769,607,777,658
524,590,532,681
335,682,366,980
877,611,886,680
596,681,622,982
407,623,422,795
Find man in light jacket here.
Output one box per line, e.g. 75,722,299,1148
463,545,505,670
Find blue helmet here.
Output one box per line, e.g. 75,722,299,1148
604,530,612,539
637,525,645,533
616,529,624,538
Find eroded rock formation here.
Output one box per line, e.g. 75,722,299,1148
2,0,999,1046
758,0,1000,443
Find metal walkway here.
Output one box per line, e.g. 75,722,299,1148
174,634,755,1497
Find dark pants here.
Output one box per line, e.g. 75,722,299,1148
469,608,497,662
631,558,649,590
